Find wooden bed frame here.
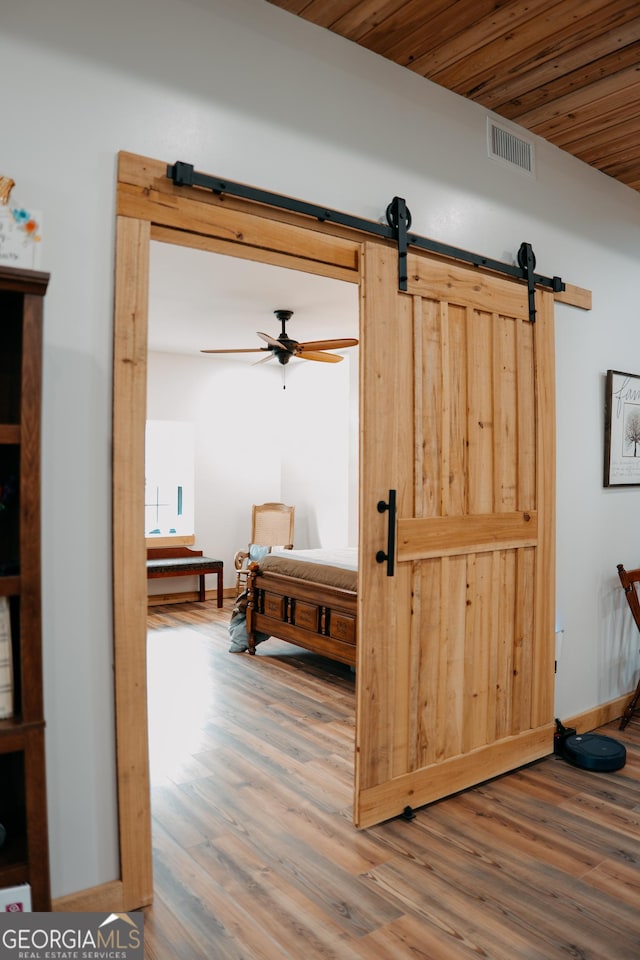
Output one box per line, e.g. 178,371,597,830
246,562,357,667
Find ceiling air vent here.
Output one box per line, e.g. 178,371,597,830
487,118,535,176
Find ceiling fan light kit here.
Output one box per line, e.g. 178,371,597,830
201,308,358,367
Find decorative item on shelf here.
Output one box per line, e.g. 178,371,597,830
0,175,42,270
0,883,32,912
0,177,14,204
0,597,13,719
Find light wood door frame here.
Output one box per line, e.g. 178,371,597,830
112,152,364,908
112,151,589,908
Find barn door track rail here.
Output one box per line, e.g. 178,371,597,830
167,161,564,322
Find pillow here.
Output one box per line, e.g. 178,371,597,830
248,543,271,562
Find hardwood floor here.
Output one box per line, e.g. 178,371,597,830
143,601,640,959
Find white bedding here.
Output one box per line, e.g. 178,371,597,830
270,546,358,572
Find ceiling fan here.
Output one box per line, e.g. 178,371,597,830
201,309,358,365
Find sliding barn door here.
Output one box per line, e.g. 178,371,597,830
355,240,556,828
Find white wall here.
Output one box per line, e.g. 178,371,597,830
3,0,640,898
146,347,357,595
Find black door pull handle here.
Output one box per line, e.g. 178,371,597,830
376,489,396,577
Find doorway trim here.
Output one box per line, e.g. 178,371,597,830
112,151,365,908
111,151,590,909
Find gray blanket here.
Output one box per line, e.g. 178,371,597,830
228,591,270,653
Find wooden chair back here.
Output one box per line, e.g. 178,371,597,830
234,503,295,593
251,502,295,549
616,563,640,729
617,564,640,630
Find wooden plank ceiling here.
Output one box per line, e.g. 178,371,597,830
266,0,640,193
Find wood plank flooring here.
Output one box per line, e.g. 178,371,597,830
143,601,640,959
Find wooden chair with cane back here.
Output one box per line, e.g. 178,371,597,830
234,502,295,594
616,563,640,729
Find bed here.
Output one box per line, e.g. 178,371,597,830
245,547,358,667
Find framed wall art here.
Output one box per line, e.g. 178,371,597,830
604,369,640,486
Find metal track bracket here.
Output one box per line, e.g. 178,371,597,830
166,162,565,298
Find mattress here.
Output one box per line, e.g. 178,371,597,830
258,547,358,592
269,546,357,570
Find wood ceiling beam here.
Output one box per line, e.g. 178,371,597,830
427,1,639,93
363,0,508,66
408,0,585,81
286,0,375,29
562,111,640,158
514,66,640,134
472,17,640,111
473,17,640,109
348,0,451,56
328,0,417,42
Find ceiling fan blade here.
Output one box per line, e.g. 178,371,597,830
257,331,287,350
252,352,277,365
297,350,344,363
200,347,269,354
298,338,359,352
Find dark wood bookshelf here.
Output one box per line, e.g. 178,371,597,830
0,265,50,910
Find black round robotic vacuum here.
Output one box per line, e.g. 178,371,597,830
561,733,626,772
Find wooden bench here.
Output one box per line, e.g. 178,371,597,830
146,547,223,606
